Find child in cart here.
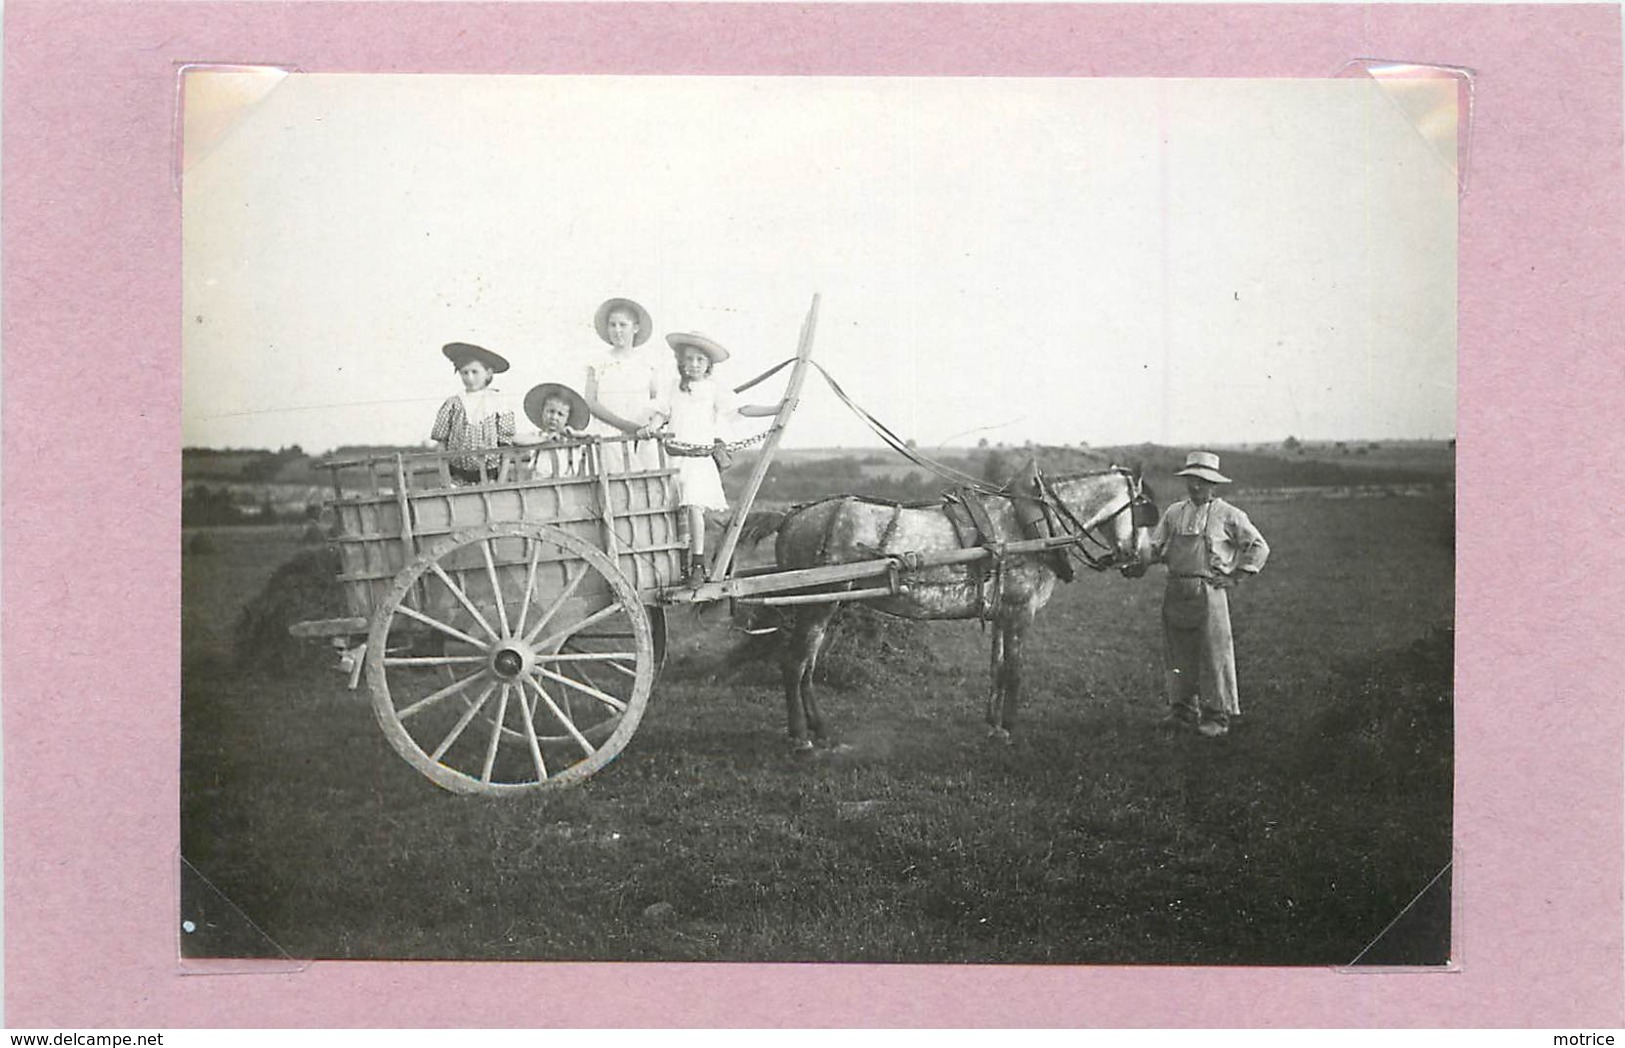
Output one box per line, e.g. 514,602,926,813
644,332,783,585
430,342,517,484
520,382,591,479
584,297,663,473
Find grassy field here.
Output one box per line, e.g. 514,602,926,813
181,454,1454,964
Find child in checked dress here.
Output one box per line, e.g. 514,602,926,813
430,341,516,484
647,332,782,584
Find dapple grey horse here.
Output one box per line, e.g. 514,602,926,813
746,467,1156,750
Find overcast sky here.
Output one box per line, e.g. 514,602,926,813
182,73,1457,453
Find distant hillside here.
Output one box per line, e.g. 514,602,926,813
183,440,1454,523
736,440,1451,503
184,445,424,487
1091,441,1453,490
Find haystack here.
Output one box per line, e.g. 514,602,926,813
232,546,347,674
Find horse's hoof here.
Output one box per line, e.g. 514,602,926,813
986,727,1013,746
788,739,816,757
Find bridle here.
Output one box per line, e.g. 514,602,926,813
1032,466,1156,573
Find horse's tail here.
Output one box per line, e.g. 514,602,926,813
738,509,789,549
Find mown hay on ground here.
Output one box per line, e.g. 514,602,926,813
700,602,935,690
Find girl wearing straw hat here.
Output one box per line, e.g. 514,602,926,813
430,342,517,484
1148,451,1271,737
650,332,783,585
584,297,662,473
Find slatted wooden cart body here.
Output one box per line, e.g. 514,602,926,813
296,439,686,794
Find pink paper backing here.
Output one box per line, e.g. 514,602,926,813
4,0,1621,1029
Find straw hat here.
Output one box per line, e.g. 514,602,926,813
441,341,510,374
666,332,730,365
523,382,590,432
594,298,653,346
1175,451,1231,484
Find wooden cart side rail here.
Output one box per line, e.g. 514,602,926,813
327,504,676,545
333,537,688,585
322,469,675,505
322,433,652,472
319,438,675,503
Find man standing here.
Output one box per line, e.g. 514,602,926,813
1150,451,1271,737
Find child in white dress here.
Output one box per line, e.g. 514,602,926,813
583,297,662,473
430,342,516,484
649,332,782,584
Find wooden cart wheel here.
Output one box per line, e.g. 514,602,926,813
365,522,654,794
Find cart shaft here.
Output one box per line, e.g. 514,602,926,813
672,532,1087,604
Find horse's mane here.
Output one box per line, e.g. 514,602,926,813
1045,465,1131,484
1044,465,1157,509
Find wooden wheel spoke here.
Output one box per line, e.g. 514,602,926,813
514,677,550,782
382,655,489,668
534,665,628,713
399,668,491,721
428,562,499,642
575,653,617,695
482,684,512,783
597,659,637,681
431,681,496,761
529,603,623,655
535,651,638,663
564,642,636,680
522,676,597,757
513,537,545,637
396,602,492,653
481,539,512,638
520,561,588,645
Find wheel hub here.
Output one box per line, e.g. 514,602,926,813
489,643,533,680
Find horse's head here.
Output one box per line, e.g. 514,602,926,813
1043,464,1158,576
1120,467,1158,577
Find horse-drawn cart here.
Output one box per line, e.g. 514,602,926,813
291,296,1155,793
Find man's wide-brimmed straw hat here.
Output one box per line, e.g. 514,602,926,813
523,382,590,432
442,341,510,374
666,332,730,365
594,298,653,346
1175,450,1231,484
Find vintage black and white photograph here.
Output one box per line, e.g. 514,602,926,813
180,71,1456,964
